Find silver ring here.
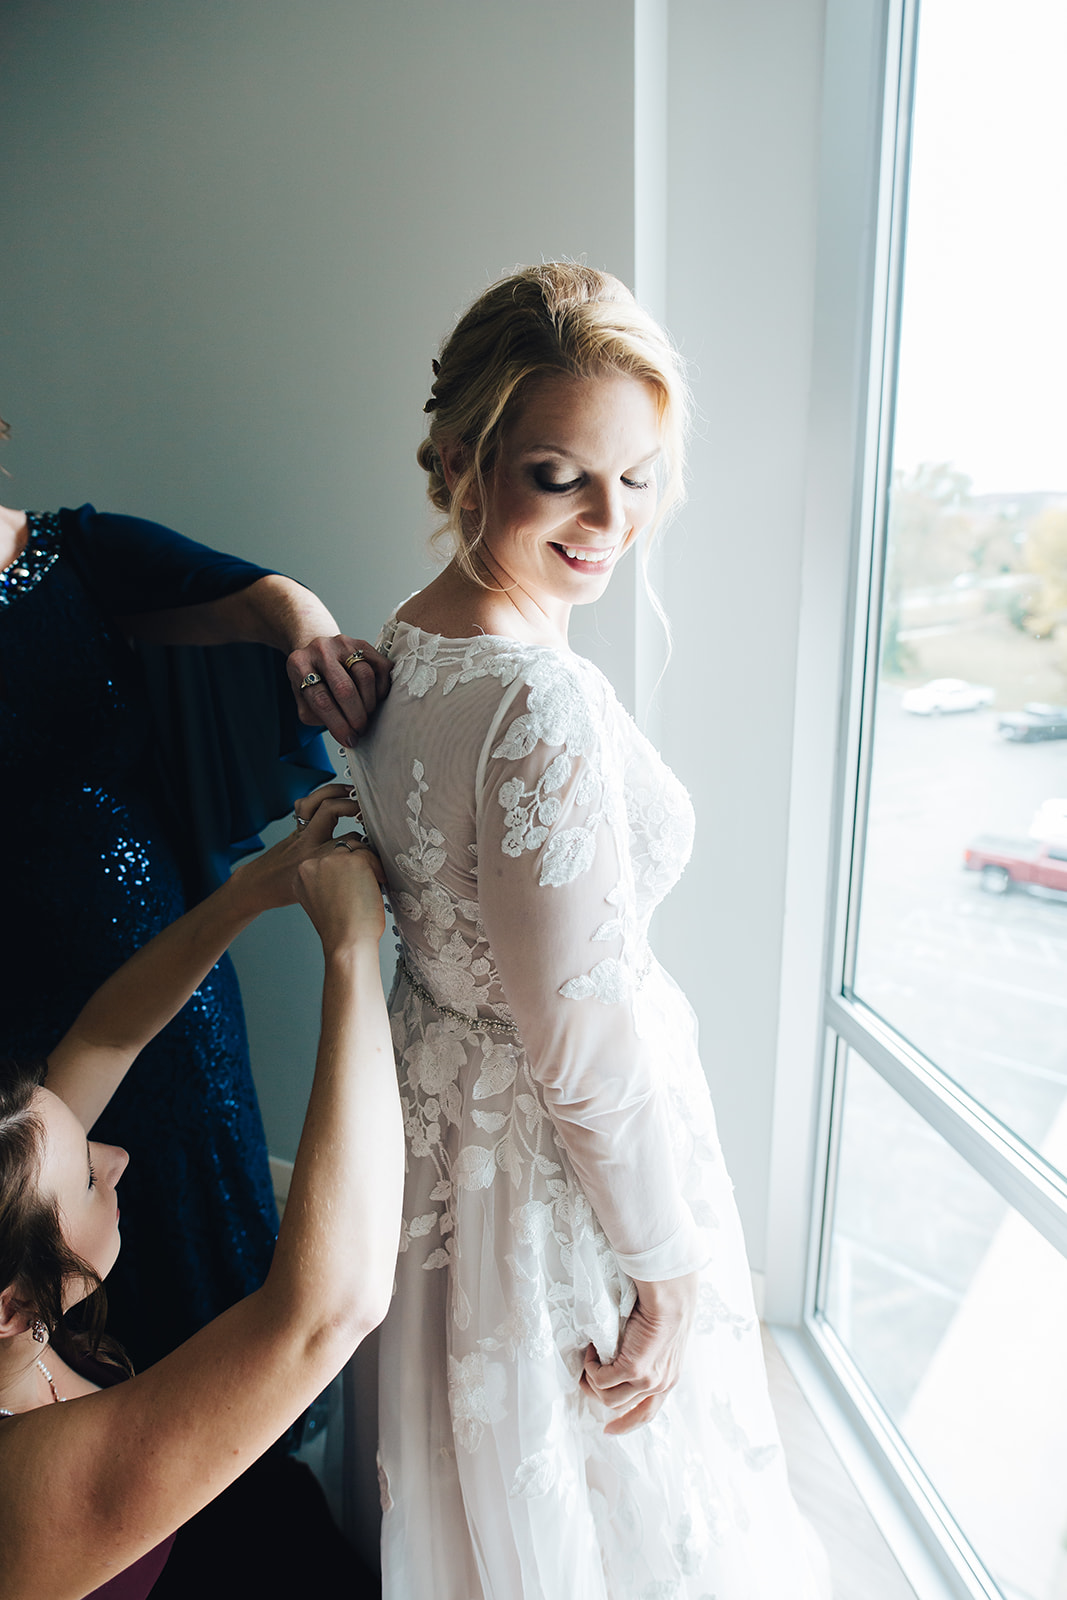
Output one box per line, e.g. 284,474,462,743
343,650,365,671
299,672,323,691
292,811,309,830
335,837,360,852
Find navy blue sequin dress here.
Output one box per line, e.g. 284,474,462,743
0,507,330,1371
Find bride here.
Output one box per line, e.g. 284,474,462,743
347,263,831,1598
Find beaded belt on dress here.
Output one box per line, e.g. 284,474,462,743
396,955,519,1035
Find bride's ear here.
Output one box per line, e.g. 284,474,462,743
0,1284,34,1341
439,442,480,514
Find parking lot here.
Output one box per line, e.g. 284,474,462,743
832,688,1067,1357
825,689,1067,1594
856,690,1067,1154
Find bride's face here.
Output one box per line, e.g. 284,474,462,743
476,371,662,623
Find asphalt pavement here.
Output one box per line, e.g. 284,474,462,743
855,691,1067,1154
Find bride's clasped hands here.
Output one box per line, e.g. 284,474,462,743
581,1271,700,1435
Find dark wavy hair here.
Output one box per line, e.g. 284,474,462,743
0,1058,129,1372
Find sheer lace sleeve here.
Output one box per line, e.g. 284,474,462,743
475,655,704,1282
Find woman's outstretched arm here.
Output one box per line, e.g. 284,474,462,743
46,785,359,1131
262,841,404,1338
0,834,403,1599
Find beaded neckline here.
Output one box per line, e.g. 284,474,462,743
0,511,61,607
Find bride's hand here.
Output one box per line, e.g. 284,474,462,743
580,1271,699,1434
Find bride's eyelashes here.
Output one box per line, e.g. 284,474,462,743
532,468,581,494
529,466,652,495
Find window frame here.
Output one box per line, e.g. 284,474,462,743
770,1,1067,1595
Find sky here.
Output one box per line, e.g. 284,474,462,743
892,0,1067,494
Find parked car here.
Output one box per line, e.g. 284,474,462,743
901,678,995,715
964,834,1067,896
998,703,1067,742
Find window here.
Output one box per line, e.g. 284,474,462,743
811,3,1067,1596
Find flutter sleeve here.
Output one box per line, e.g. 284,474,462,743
475,656,704,1282
58,503,331,899
58,503,272,614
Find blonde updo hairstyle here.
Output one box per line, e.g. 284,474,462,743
417,263,689,584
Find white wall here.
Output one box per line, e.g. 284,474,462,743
658,0,826,1266
1,0,833,1280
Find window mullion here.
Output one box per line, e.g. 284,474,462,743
828,995,1067,1260
839,0,920,998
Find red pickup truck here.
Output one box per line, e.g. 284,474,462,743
964,835,1067,896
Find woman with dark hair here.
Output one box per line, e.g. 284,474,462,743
347,264,830,1597
0,476,390,1372
0,786,402,1598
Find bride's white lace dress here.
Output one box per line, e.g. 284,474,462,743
347,618,831,1600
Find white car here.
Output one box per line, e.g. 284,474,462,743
901,678,995,715
1029,799,1067,848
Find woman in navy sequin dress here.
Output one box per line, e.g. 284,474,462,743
0,501,387,1371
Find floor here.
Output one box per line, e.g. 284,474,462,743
763,1327,919,1600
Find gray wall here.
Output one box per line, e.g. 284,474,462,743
1,0,638,1155
1,0,829,1276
